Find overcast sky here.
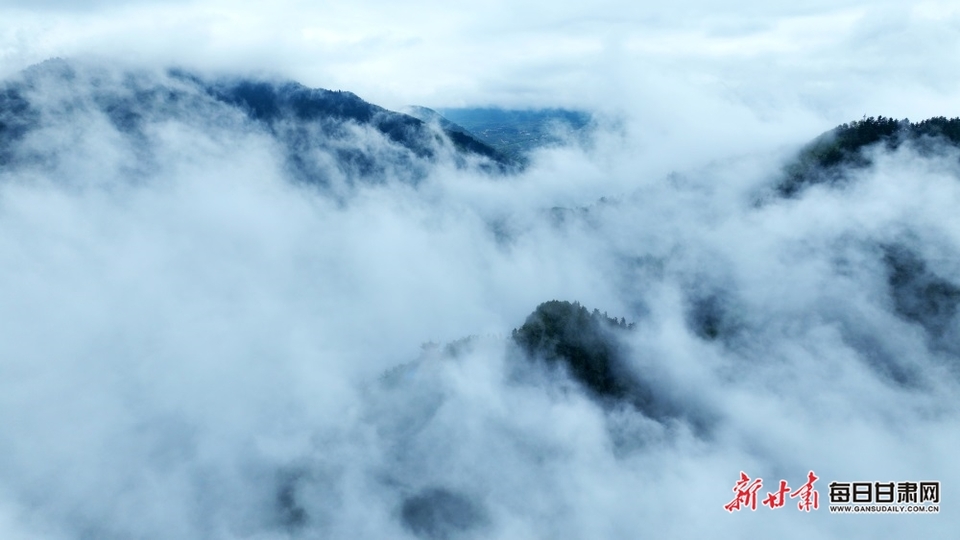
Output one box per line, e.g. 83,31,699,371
2,0,960,122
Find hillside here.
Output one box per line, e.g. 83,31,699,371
0,59,516,193
778,115,960,196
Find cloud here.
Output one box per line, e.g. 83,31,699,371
2,1,959,127
0,4,959,538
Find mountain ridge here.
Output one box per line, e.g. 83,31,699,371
778,115,960,196
0,59,518,191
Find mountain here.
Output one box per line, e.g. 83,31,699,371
512,300,635,402
407,107,592,162
199,79,519,177
778,115,960,196
4,60,960,539
0,59,516,192
402,105,519,168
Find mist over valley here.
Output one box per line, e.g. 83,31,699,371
1,4,959,537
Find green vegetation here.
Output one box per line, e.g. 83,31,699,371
779,116,960,196
512,300,634,401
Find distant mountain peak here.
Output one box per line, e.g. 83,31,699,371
778,115,960,196
408,106,593,162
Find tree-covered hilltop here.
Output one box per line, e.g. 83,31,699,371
778,116,960,196
510,301,715,431
511,300,637,402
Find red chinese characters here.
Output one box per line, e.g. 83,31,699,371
763,479,791,509
726,471,820,512
790,471,820,511
724,471,763,512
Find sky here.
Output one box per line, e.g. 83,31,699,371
2,1,960,118
1,2,960,539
